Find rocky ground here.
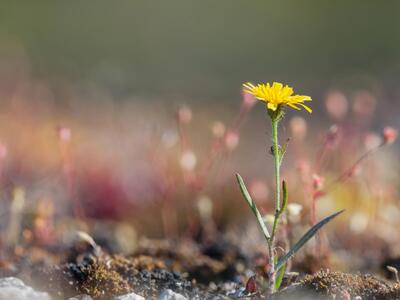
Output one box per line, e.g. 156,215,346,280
1,234,400,300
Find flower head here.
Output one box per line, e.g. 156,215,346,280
243,82,312,113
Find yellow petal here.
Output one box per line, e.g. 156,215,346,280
272,82,283,90
288,103,301,110
298,103,313,113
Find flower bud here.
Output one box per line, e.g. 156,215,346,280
383,126,398,145
312,174,324,191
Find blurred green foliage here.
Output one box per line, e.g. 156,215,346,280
0,0,400,99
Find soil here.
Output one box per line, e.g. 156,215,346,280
276,270,400,300
1,236,400,299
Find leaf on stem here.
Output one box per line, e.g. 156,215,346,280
280,180,288,213
274,264,286,291
275,210,344,271
236,173,270,241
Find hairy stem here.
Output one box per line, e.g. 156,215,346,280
269,109,283,292
270,114,282,242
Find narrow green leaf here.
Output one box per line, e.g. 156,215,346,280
236,173,270,240
274,264,286,291
275,210,344,270
280,180,288,213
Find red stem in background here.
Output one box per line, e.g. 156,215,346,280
197,103,252,189
58,128,85,219
323,142,384,194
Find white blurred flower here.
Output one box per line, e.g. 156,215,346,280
180,151,197,171
364,132,382,151
379,204,400,223
287,203,303,217
263,214,275,226
287,203,303,223
349,212,368,234
161,129,179,148
197,195,213,221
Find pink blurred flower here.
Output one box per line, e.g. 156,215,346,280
212,121,226,138
352,90,376,117
0,143,7,159
59,127,71,142
312,174,325,190
224,130,239,151
178,106,192,124
348,165,361,178
249,180,269,202
383,126,398,145
241,90,257,109
289,116,308,140
325,90,348,120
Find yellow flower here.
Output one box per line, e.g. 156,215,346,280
243,82,312,113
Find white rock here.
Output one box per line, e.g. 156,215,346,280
0,277,51,300
69,295,93,300
114,292,145,300
158,289,187,300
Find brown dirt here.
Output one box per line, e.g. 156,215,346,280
276,270,400,300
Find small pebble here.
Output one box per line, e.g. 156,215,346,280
69,295,93,300
158,289,187,300
114,293,145,300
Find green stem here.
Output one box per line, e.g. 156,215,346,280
269,107,287,292
268,108,283,293
267,241,275,293
270,113,281,242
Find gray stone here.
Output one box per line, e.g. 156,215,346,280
0,277,51,300
114,292,145,300
158,289,187,300
69,295,93,300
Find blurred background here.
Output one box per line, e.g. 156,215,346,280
0,1,399,268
